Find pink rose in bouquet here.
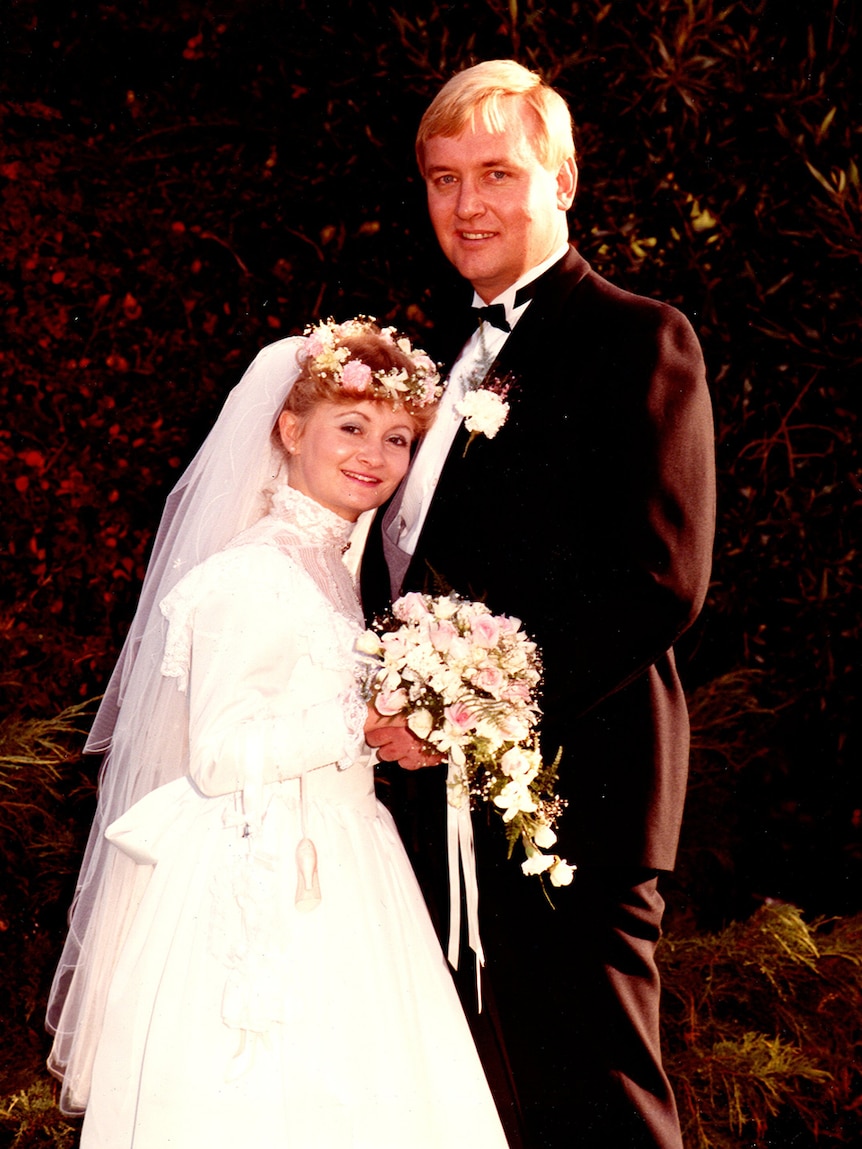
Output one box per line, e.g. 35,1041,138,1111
430,619,459,653
444,701,477,735
375,687,409,715
470,665,506,699
357,591,571,886
469,613,501,648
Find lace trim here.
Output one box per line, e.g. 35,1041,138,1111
159,541,363,684
208,791,291,1036
160,565,205,693
264,482,353,549
338,685,368,769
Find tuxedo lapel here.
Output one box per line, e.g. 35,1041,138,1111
487,247,590,382
365,247,593,608
433,291,480,375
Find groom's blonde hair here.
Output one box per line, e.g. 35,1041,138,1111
416,60,575,176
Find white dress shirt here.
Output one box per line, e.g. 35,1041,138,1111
389,243,569,558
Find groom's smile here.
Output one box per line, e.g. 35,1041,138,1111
422,104,576,303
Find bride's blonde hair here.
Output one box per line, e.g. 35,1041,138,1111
275,321,440,439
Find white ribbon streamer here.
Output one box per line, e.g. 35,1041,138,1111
445,761,485,1009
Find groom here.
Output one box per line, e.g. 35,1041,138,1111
362,60,715,1148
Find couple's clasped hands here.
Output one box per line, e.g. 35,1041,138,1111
364,705,444,771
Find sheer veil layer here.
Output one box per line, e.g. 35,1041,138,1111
46,337,305,1115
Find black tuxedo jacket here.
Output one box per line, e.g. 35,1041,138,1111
362,246,715,872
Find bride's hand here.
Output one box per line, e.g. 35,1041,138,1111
364,705,444,771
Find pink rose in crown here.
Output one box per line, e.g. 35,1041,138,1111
305,335,325,358
341,360,372,394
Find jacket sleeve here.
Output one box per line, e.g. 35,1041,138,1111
541,301,716,718
168,549,365,797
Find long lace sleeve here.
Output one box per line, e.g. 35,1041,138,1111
161,546,365,797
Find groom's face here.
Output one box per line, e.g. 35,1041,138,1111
423,102,576,303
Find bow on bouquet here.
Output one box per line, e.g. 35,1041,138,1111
357,591,573,976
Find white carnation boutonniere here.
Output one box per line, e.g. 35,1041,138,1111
455,380,512,456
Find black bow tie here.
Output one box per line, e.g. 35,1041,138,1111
471,280,540,333
472,303,510,332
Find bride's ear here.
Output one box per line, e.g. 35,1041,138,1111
277,410,300,456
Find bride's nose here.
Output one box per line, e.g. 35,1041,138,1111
357,436,383,466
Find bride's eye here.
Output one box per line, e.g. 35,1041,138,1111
339,423,361,435
387,433,410,449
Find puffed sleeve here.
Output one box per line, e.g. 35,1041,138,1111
161,546,365,797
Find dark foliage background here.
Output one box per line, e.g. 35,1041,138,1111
1,0,860,1144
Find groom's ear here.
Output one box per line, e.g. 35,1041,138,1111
556,157,577,210
277,410,301,455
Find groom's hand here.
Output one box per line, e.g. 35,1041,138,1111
364,707,444,771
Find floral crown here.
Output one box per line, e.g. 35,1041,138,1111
301,317,443,408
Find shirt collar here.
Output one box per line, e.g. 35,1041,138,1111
470,242,569,326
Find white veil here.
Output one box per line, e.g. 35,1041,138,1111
46,336,306,1116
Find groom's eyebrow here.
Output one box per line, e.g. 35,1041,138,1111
426,157,512,173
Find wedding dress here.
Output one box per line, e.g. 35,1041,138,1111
79,481,507,1149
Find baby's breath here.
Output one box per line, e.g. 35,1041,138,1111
358,591,572,883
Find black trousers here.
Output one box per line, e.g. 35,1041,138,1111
492,866,683,1149
377,764,683,1149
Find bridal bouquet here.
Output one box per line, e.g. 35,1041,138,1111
358,591,573,887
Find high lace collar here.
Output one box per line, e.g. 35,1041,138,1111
268,481,355,549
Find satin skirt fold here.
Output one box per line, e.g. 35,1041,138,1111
81,763,507,1149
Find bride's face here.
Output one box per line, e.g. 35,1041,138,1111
278,399,417,521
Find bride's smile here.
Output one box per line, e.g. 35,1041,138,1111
278,400,417,521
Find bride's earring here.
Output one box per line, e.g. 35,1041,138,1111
278,410,300,459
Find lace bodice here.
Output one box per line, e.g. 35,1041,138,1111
226,482,363,629
158,481,368,793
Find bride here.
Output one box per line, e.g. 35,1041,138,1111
46,318,508,1148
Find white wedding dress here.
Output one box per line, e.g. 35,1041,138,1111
80,482,507,1149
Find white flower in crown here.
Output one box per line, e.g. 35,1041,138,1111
302,317,442,408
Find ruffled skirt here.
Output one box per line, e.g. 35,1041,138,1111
81,761,506,1148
